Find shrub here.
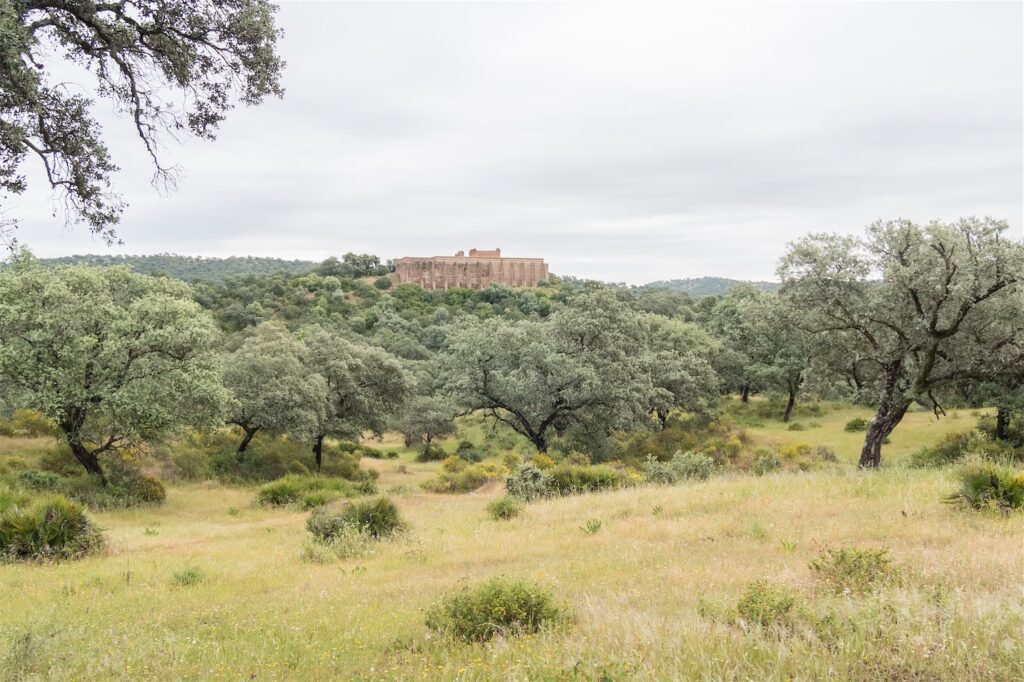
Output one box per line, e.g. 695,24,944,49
909,431,977,468
425,577,567,642
301,522,375,561
787,422,806,431
421,460,508,494
844,417,869,432
170,566,206,587
487,495,522,521
255,475,360,507
415,443,447,462
735,580,798,627
506,464,554,500
307,496,405,541
15,469,64,492
0,495,104,562
530,453,555,470
547,464,629,495
645,451,714,484
810,547,896,593
944,460,1024,511
752,452,781,476
373,276,392,290
455,440,483,462
38,447,83,477
9,409,57,437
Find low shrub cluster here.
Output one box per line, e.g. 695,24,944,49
0,494,104,562
12,459,166,510
421,458,508,494
944,459,1024,512
415,442,447,462
910,430,1023,468
425,577,568,642
644,451,714,484
487,495,522,521
734,580,799,628
616,414,748,467
548,463,633,494
810,547,897,594
306,496,405,541
844,417,869,432
256,475,374,508
0,409,58,438
506,464,553,500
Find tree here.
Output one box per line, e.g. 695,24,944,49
779,217,1024,467
1,1,284,243
302,327,411,470
0,255,226,482
392,395,459,447
640,314,720,427
442,290,653,453
222,323,326,454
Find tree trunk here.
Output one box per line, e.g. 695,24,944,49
859,402,910,468
237,425,259,456
782,390,796,423
69,441,107,485
995,408,1010,440
740,384,750,403
656,409,669,429
530,433,547,454
313,434,325,471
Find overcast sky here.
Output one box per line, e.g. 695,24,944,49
11,1,1023,284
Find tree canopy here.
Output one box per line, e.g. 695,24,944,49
1,1,284,243
0,255,226,481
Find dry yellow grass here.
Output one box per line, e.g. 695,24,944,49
2,464,1022,680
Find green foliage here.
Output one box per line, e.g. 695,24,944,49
944,460,1024,511
306,496,405,541
487,495,522,521
735,580,798,627
255,475,363,508
844,417,869,432
373,276,393,290
810,547,896,594
425,577,568,642
580,519,603,535
547,464,631,495
0,495,104,563
415,442,448,462
38,255,316,282
752,452,781,476
421,460,508,494
170,566,207,588
505,463,554,500
910,430,1022,468
8,409,57,437
644,451,714,484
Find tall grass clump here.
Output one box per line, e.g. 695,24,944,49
944,459,1024,511
425,577,568,642
487,495,522,521
0,495,104,562
255,475,371,508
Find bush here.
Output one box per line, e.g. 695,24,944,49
0,495,104,562
844,417,869,432
787,422,806,431
506,464,554,500
415,442,447,462
752,452,781,476
373,276,392,290
15,469,64,492
170,566,206,587
307,496,405,541
255,475,362,507
421,460,508,494
425,577,567,642
735,580,798,627
909,431,977,468
944,460,1024,511
645,451,714,484
530,453,555,470
9,409,58,437
810,547,896,593
38,447,83,477
455,440,483,462
52,468,168,510
301,524,375,562
487,495,522,521
547,464,629,495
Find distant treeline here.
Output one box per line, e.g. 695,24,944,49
35,254,318,281
644,277,779,297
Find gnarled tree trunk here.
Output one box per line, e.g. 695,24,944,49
782,390,797,423
859,401,910,468
313,433,325,471
740,384,750,403
68,440,108,485
236,424,259,456
995,407,1011,441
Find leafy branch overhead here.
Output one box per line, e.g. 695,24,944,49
0,1,284,242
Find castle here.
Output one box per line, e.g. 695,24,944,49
395,248,549,290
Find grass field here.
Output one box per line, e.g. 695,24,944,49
1,410,1022,680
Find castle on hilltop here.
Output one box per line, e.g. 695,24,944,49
395,248,549,290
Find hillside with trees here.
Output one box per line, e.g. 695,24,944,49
642,276,779,297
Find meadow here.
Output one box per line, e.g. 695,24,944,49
2,405,1021,681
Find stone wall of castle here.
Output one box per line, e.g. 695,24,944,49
394,249,549,290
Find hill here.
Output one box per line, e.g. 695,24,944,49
644,276,779,297
36,254,318,281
